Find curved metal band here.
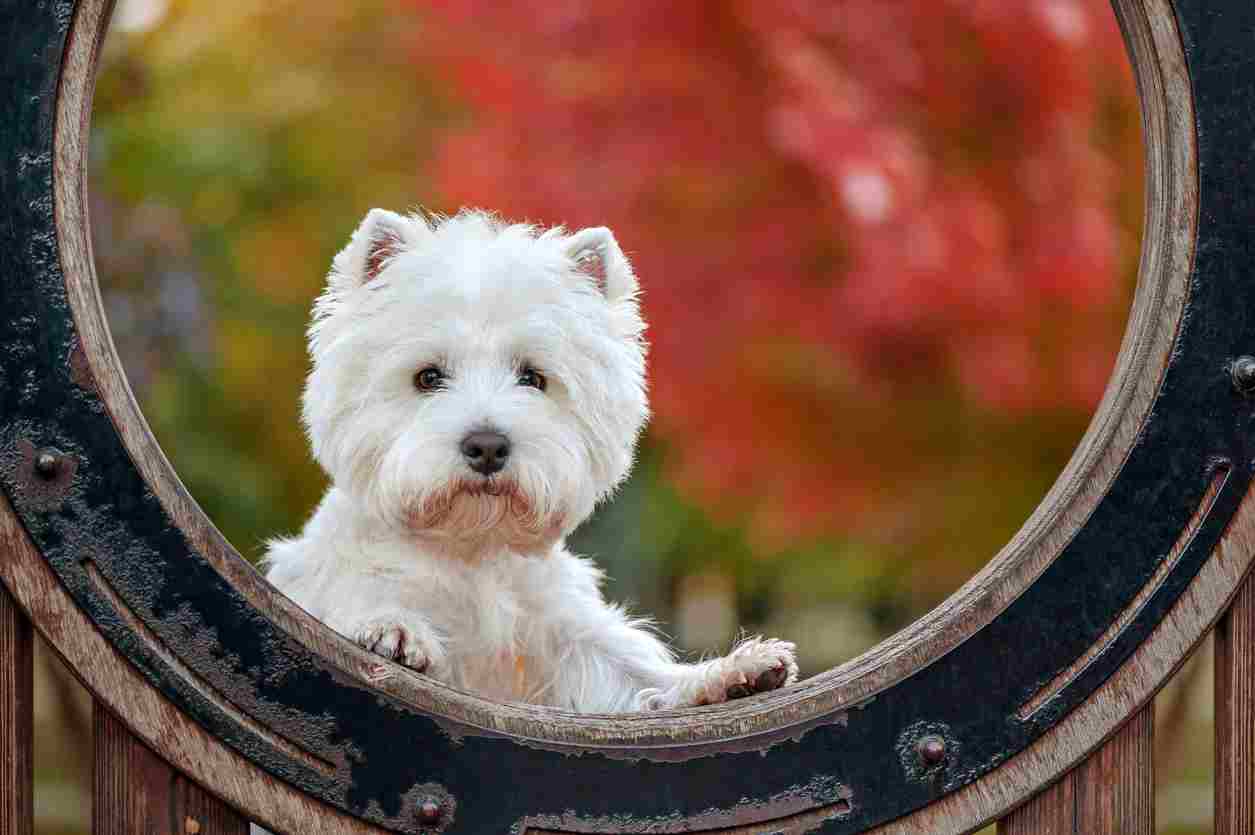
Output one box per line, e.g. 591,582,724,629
0,0,1251,832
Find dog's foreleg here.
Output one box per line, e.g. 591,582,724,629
545,601,797,712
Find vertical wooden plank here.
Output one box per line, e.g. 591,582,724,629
999,703,1154,835
93,700,125,834
1216,573,1255,835
1074,705,1154,834
0,584,32,835
173,778,254,835
998,772,1075,835
94,703,248,835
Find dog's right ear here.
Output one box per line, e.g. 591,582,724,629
331,208,428,288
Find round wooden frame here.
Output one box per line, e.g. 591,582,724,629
1,0,1252,832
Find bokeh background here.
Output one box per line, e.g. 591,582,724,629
28,0,1215,832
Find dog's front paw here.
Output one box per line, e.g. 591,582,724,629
349,615,446,675
701,637,798,704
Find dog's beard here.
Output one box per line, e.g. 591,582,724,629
407,477,563,551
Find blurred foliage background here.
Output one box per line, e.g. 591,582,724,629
28,0,1215,832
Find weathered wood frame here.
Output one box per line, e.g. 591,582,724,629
1,0,1253,832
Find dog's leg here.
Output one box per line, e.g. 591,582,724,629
545,602,797,712
325,607,448,677
269,548,451,680
634,636,798,710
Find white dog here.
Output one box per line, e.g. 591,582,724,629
264,209,798,712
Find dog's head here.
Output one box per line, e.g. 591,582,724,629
303,209,648,551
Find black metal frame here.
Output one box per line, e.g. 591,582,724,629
2,0,1252,832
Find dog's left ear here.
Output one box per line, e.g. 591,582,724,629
565,227,637,304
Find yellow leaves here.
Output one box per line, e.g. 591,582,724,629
234,211,325,306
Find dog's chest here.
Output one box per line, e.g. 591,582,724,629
455,647,542,703
435,567,553,702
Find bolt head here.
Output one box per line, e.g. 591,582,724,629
1233,356,1255,394
33,451,59,477
417,800,442,825
917,734,946,766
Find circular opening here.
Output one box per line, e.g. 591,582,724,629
18,0,1224,829
63,0,1192,748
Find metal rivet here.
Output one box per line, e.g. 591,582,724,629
917,734,946,766
1232,356,1255,395
33,450,59,478
417,800,442,825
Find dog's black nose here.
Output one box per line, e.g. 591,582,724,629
461,431,510,476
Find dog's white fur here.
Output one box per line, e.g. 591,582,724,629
264,208,798,712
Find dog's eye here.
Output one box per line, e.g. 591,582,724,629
518,367,547,392
414,367,445,392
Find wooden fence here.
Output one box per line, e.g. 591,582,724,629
2,0,1254,832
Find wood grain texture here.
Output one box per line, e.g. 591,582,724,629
1215,573,1255,835
1074,707,1154,834
94,703,248,835
866,470,1255,835
998,775,1074,835
0,496,383,835
999,706,1153,835
0,584,32,835
1020,469,1227,721
525,800,852,835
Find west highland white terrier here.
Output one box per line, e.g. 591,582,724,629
264,208,798,712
